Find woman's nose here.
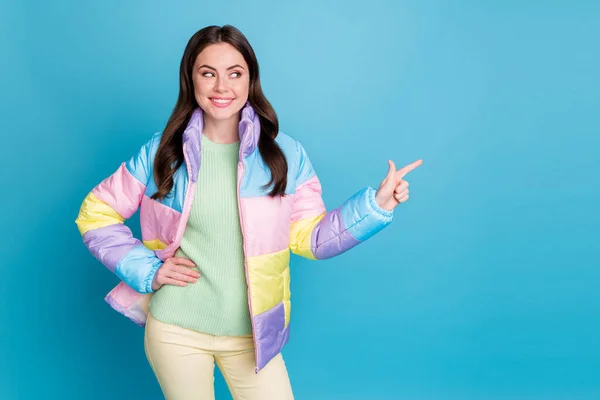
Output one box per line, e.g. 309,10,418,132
214,76,227,92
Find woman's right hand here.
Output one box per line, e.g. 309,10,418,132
151,257,200,291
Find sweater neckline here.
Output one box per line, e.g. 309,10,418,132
200,133,240,153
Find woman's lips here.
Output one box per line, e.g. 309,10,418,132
210,98,235,108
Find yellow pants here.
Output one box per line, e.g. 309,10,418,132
144,313,294,400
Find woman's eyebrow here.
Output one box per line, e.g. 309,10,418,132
198,64,245,70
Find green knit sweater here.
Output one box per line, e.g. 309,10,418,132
148,134,252,336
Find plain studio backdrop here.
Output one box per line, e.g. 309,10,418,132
1,1,598,399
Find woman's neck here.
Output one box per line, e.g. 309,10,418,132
202,114,241,144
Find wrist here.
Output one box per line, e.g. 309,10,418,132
370,187,395,215
151,275,161,291
374,191,392,211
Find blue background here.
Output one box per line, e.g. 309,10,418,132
2,1,599,399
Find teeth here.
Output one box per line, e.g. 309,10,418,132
212,98,232,104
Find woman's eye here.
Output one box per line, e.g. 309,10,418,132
201,71,241,78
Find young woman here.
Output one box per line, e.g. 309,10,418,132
76,24,422,400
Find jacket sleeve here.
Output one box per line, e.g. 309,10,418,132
289,141,394,260
75,133,163,293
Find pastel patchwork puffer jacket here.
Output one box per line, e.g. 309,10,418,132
76,104,393,371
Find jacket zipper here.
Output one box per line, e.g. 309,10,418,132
156,142,196,260
236,134,260,373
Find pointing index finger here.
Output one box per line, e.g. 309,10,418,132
396,159,423,179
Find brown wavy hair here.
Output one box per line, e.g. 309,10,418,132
151,25,287,200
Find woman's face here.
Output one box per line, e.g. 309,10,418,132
192,43,250,123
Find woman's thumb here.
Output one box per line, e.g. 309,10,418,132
386,160,396,182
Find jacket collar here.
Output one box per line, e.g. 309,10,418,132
182,102,261,182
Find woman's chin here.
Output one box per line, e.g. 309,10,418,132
204,104,244,121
